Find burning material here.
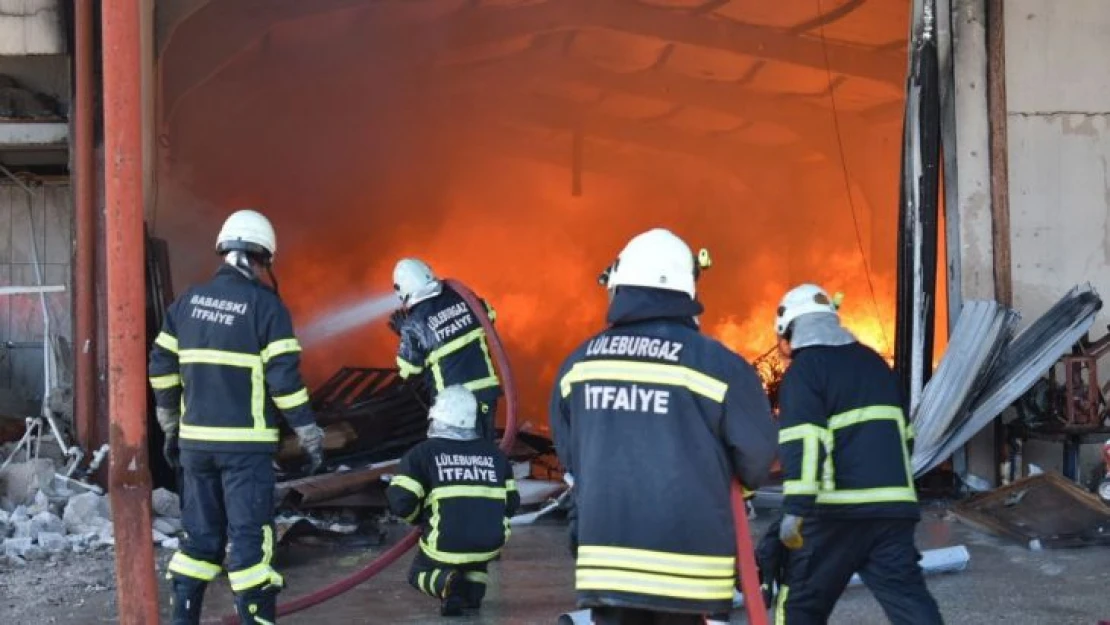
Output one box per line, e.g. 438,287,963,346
276,367,431,476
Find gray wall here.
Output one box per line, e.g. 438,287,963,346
0,181,72,407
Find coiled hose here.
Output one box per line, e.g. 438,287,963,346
220,278,519,623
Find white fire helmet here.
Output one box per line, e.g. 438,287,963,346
775,283,841,336
215,209,277,260
427,386,478,430
606,228,697,298
393,258,439,307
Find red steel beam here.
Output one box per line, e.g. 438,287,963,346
73,0,97,456
102,0,160,622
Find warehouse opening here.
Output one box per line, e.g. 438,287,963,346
152,0,946,428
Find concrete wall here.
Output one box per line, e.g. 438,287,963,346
953,0,1110,483
0,0,65,56
0,181,72,407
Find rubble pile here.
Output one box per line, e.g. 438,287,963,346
0,459,184,565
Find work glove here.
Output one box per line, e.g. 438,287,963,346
295,424,326,475
387,309,407,336
757,519,786,607
155,407,181,470
163,432,180,471
779,514,804,550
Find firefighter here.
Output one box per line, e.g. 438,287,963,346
386,385,520,617
772,283,943,625
149,209,325,625
388,258,502,440
550,228,778,625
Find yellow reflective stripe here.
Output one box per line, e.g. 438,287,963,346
816,486,918,505
778,423,827,444
391,475,425,499
505,479,517,492
420,541,502,565
417,571,428,594
783,480,819,496
228,526,283,592
428,327,485,364
828,405,904,431
463,375,500,392
428,485,507,502
261,338,301,363
776,585,790,625
465,571,490,585
273,388,310,410
155,332,179,353
168,552,221,581
576,568,734,601
149,374,181,390
577,545,734,578
179,424,280,443
905,422,916,441
396,356,423,377
559,360,727,402
253,616,274,625
429,570,442,597
178,349,260,368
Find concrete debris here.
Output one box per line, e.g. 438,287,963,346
153,517,182,536
0,459,57,509
36,531,68,553
28,490,52,515
161,536,180,551
63,492,110,534
31,510,65,536
152,528,170,544
13,518,33,538
152,488,181,518
0,508,9,537
4,536,36,559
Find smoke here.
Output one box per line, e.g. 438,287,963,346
298,291,400,348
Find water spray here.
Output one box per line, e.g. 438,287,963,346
297,291,401,347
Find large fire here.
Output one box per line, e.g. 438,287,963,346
153,0,948,434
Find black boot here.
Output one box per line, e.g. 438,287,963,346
170,577,207,625
235,586,279,624
440,571,465,617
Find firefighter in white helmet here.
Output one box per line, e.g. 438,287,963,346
388,258,502,440
769,283,942,624
551,228,778,624
149,209,325,625
387,386,519,617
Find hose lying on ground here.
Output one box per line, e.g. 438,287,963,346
219,278,519,623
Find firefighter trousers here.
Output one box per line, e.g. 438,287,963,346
590,607,707,625
777,518,943,625
408,549,491,607
167,450,283,625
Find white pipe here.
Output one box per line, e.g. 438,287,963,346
0,285,66,295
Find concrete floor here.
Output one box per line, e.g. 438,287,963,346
179,504,1110,625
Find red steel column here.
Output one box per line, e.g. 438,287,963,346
102,1,160,622
74,0,97,455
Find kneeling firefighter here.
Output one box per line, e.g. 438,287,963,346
550,228,779,625
386,385,520,617
148,209,326,625
389,259,502,440
771,283,943,624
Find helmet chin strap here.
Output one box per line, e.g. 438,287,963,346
224,251,280,295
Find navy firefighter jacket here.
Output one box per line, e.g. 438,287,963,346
777,341,920,520
550,286,779,616
387,437,520,564
147,265,315,453
396,282,501,397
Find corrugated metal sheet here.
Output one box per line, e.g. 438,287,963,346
0,0,65,56
913,284,1103,476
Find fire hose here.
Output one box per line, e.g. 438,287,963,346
219,278,519,623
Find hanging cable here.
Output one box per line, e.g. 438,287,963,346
813,0,892,355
